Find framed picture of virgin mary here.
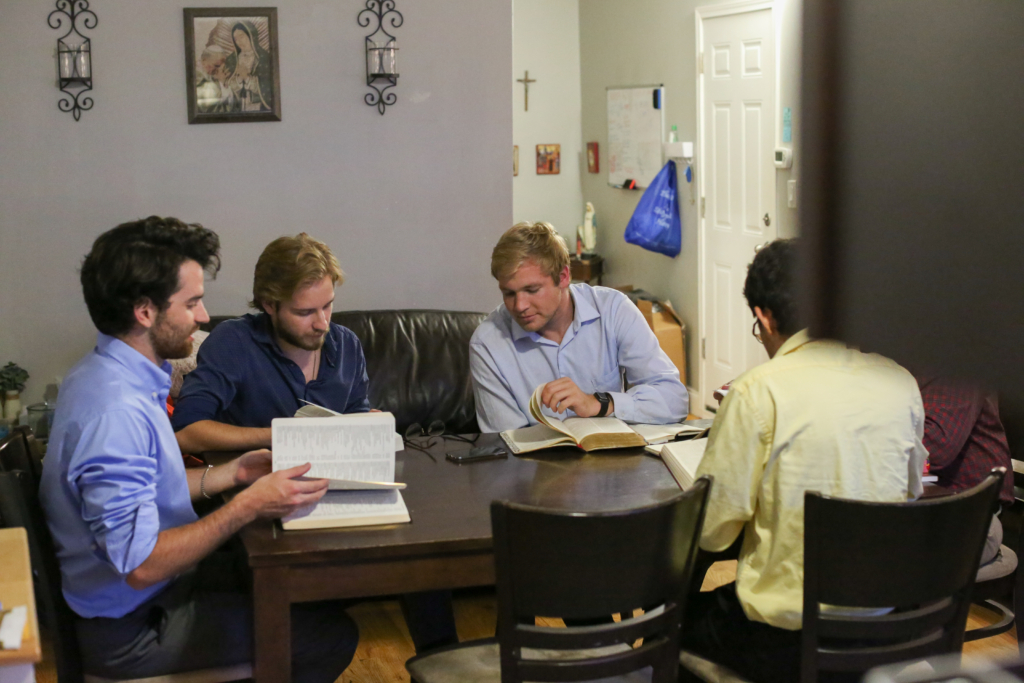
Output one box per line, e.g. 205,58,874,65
183,7,282,124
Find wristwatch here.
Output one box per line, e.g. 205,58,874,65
593,392,612,418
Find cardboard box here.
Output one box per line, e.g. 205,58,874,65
611,285,687,384
634,299,687,385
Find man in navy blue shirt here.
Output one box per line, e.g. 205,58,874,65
171,232,459,652
172,233,370,452
41,217,357,682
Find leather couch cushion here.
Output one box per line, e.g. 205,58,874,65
201,309,487,434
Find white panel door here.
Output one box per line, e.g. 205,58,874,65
701,7,776,414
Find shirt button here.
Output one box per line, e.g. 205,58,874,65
152,392,158,399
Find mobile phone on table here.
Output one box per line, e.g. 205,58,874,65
446,445,508,463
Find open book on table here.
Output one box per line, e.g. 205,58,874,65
645,437,709,490
271,411,410,530
499,385,711,454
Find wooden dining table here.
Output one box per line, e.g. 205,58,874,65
238,433,682,683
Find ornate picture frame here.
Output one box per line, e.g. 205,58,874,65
183,7,282,124
536,144,560,175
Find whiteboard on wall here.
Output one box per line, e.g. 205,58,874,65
607,85,665,189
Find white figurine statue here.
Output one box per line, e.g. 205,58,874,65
582,202,597,254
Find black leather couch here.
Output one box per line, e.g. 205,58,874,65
202,309,488,434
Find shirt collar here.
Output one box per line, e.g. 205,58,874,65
250,312,339,367
507,286,601,343
777,328,814,356
95,332,172,393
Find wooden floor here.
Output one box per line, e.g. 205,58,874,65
33,562,1021,682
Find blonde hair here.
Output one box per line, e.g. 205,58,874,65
250,233,344,310
490,221,570,283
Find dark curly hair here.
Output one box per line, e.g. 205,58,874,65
80,216,221,336
743,238,801,336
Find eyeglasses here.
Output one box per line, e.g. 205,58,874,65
402,420,479,462
752,319,763,344
404,420,445,440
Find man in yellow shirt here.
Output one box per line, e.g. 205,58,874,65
680,239,926,683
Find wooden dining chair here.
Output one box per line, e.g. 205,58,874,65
0,426,39,487
406,477,713,683
0,469,251,683
800,469,1004,683
960,460,1024,655
961,407,1024,654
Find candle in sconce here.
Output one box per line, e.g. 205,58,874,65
76,47,91,78
59,49,74,79
367,48,383,77
381,47,396,75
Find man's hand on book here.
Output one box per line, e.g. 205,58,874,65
237,463,330,520
541,377,612,418
232,448,273,486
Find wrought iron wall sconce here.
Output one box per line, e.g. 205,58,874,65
358,1,402,115
48,0,97,121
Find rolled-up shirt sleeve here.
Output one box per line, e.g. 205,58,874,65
608,296,689,424
171,329,240,431
69,410,161,577
471,341,530,433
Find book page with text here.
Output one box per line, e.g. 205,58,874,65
528,385,576,439
272,414,396,482
500,423,574,453
631,421,712,445
282,489,409,529
561,416,637,441
657,438,709,489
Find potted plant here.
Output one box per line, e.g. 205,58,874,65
0,362,29,421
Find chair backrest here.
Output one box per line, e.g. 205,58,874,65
491,477,712,683
0,469,84,683
801,470,1003,682
0,427,41,489
333,309,487,434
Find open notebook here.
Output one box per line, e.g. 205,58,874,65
272,412,410,530
499,385,710,454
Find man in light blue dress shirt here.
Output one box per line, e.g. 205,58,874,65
470,221,688,433
40,217,357,682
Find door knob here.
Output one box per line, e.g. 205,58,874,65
763,213,771,226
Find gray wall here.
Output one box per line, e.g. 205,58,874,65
0,0,512,404
579,0,801,389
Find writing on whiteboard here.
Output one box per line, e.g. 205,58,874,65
607,87,665,189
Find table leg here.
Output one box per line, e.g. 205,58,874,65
253,566,291,683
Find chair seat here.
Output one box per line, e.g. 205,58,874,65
407,639,649,683
679,651,753,683
977,544,1018,582
83,663,252,683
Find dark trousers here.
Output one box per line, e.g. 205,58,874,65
679,582,802,683
75,550,358,683
679,583,864,683
401,590,459,652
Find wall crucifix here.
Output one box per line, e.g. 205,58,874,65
516,70,536,111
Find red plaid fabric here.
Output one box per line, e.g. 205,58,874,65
917,376,1013,504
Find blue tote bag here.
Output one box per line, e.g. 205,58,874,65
624,161,681,257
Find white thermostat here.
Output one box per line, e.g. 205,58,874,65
774,147,793,169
